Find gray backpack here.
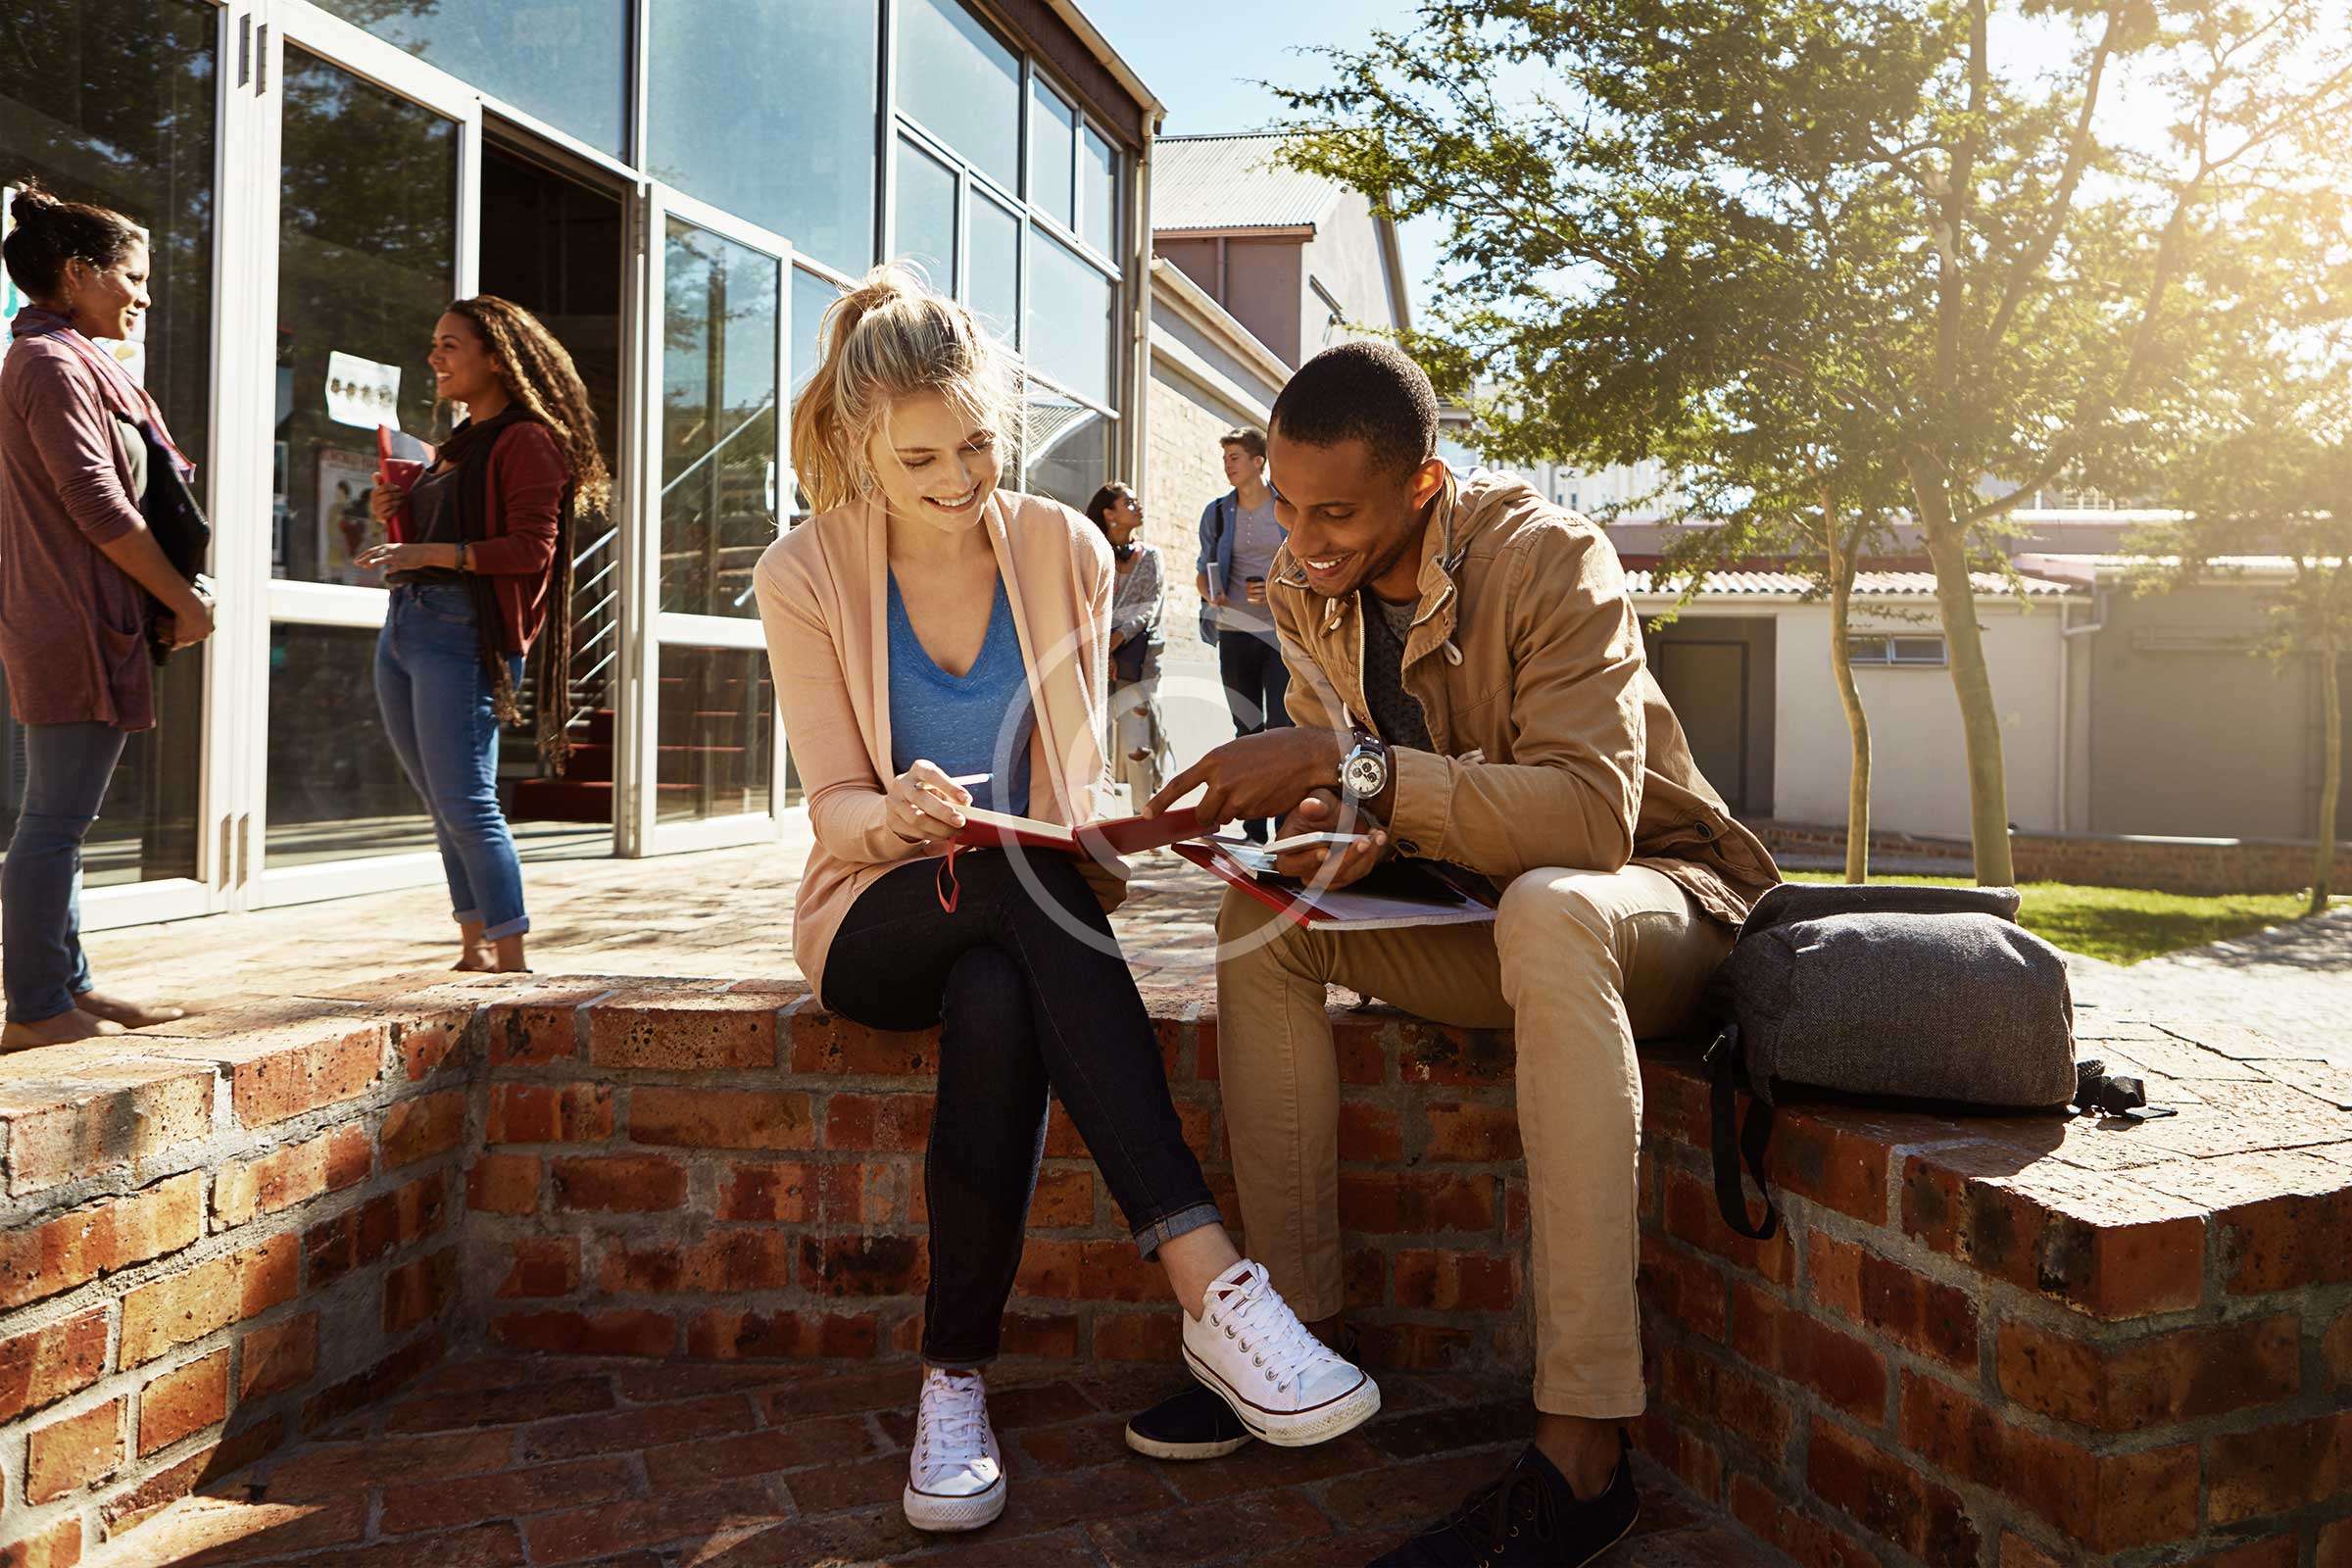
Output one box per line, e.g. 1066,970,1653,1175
1705,882,2078,1240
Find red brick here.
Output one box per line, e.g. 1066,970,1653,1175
0,1517,81,1568
225,1025,385,1126
0,1171,204,1310
819,1161,910,1225
121,1234,300,1366
1731,1471,1880,1568
381,1089,468,1169
799,1234,928,1297
1421,1102,1522,1161
551,1155,687,1212
1638,1408,1723,1502
2208,1412,2352,1525
1730,1283,1886,1425
383,1248,459,1333
1901,1149,2205,1319
629,1087,812,1151
823,1092,932,1152
1393,1249,1517,1312
0,1056,214,1195
1344,1247,1386,1309
26,1396,123,1501
1899,1371,2197,1549
586,995,778,1070
138,1349,228,1455
0,1306,109,1424
486,1082,614,1143
1028,1168,1096,1227
1998,1532,2066,1568
1997,1314,2299,1431
325,1124,373,1190
1014,1239,1164,1302
498,1237,581,1298
398,1016,468,1082
306,1172,449,1287
1334,1018,1392,1086
1092,1310,1182,1362
1338,1101,1404,1162
2328,1303,2352,1392
1661,1168,1795,1286
1658,1345,1792,1460
1804,1234,1978,1370
1763,1109,1889,1224
1806,1419,1980,1564
380,1455,633,1537
2220,1185,2352,1295
715,1161,814,1222
1639,1056,1713,1151
601,1231,795,1294
789,1010,936,1074
2322,1517,2351,1568
1337,1170,1497,1234
2179,1541,2300,1568
301,1332,443,1433
466,1152,540,1215
112,1479,355,1555
1354,1320,1475,1370
1000,1311,1081,1358
1394,1022,1511,1086
240,1311,320,1399
684,1309,878,1360
484,996,591,1066
215,1129,345,1228
1639,1237,1728,1340
490,1310,676,1357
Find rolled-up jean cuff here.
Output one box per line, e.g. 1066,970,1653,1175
1534,1381,1646,1421
1133,1200,1222,1261
481,913,531,941
451,907,484,926
920,1346,1000,1371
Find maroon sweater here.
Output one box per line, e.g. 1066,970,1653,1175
0,314,158,730
398,420,570,655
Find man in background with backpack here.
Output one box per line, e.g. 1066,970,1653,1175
1195,425,1290,842
1132,342,1780,1568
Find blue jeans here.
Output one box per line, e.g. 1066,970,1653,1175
2,721,127,1023
374,584,529,939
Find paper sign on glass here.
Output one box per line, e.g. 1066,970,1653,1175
325,351,402,430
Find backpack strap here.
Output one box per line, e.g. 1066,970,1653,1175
1704,1025,1779,1241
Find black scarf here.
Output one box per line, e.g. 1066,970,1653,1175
442,407,578,776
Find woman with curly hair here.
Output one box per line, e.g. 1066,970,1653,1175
358,297,609,973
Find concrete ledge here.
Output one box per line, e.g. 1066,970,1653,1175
0,975,2344,1566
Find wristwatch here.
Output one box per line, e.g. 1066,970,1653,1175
1338,735,1391,806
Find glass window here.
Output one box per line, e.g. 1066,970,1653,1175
1027,234,1114,407
266,624,440,864
0,0,219,885
1021,383,1112,512
1029,79,1075,229
661,220,780,619
1082,125,1118,257
657,647,774,822
650,0,879,276
894,135,959,293
311,0,627,155
896,0,1020,192
273,48,459,587
968,194,1020,348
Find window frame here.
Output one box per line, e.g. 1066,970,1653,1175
1845,632,1949,667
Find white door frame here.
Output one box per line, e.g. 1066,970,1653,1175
630,186,796,858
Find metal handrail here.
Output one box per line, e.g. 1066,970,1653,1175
658,399,776,501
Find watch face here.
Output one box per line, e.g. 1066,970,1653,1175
1342,750,1386,799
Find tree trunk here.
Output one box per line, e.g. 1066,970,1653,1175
1908,465,2017,885
2315,612,2341,914
1823,496,1872,883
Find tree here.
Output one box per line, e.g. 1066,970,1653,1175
1273,0,2352,882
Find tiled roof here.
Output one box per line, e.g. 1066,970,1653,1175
1626,568,2076,599
1152,133,1347,232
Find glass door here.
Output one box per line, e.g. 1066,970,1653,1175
237,4,481,907
625,188,796,855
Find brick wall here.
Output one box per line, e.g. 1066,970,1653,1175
1752,818,2349,897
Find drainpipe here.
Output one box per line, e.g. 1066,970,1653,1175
2055,584,2108,833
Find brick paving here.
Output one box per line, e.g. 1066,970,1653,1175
95,1353,1773,1568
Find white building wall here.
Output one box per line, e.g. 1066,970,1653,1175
1733,601,2067,838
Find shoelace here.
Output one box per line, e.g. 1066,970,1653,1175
1210,1274,1340,1396
1435,1467,1559,1561
918,1374,991,1472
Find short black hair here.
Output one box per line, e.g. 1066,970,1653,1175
1269,341,1438,479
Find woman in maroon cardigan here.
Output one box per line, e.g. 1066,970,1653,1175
0,182,214,1050
358,298,608,973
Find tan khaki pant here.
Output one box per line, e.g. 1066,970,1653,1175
1213,863,1732,1418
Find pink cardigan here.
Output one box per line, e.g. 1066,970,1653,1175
754,489,1123,1004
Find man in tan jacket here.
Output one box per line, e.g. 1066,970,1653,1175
1130,342,1778,1568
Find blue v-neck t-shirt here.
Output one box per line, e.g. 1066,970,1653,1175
885,569,1034,817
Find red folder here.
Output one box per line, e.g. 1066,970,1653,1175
375,426,432,544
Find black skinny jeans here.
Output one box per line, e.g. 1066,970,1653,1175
822,851,1222,1368
1217,630,1293,843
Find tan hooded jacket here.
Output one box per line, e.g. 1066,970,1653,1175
1268,467,1780,926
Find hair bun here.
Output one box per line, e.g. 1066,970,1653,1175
10,181,60,219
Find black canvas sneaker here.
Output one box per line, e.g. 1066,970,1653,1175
1123,1382,1253,1460
1369,1435,1639,1567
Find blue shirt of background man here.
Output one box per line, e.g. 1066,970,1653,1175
885,569,1033,817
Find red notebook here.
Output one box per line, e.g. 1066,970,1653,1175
951,805,1207,859
1170,839,1501,931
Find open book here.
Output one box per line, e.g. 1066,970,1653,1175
952,804,1209,858
1170,839,1501,931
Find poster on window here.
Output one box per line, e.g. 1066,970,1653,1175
325,350,402,430
316,446,380,584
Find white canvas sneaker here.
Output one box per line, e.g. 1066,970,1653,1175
902,1367,1006,1532
1182,1258,1381,1446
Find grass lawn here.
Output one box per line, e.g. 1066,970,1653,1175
1785,871,2312,965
